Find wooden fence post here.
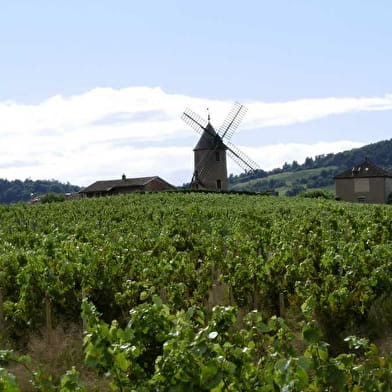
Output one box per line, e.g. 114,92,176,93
45,291,52,344
0,288,4,335
82,289,86,332
279,292,285,318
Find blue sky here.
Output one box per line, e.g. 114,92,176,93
1,1,392,185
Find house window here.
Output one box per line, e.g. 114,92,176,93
354,178,370,192
217,179,222,189
215,151,220,161
357,196,366,203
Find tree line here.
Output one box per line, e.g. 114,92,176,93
0,178,80,204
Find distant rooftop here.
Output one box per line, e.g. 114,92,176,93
80,176,175,193
334,158,392,179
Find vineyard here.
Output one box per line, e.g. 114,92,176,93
1,193,392,391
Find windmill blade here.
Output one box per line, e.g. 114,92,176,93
226,141,260,172
181,108,208,135
217,102,248,142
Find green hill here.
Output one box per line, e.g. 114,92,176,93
231,166,337,195
230,138,392,195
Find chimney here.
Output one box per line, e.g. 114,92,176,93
122,174,126,180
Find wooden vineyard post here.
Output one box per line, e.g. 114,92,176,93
0,288,4,335
82,288,86,332
159,287,168,303
279,292,285,318
45,291,52,344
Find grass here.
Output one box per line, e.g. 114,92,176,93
6,323,111,391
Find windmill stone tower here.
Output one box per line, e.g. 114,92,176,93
182,102,260,191
193,117,228,190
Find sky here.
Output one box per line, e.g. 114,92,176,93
1,1,392,186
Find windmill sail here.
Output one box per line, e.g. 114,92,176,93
226,141,260,172
217,102,248,142
181,108,209,136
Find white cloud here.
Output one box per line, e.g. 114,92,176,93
244,95,392,128
0,87,388,185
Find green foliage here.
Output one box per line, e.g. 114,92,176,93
244,178,286,192
40,192,66,204
0,368,20,392
1,193,392,388
228,169,268,185
1,193,392,334
285,183,306,196
81,300,392,391
60,367,86,392
0,350,86,391
0,178,79,204
300,189,334,199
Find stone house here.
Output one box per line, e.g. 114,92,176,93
79,175,176,198
334,159,392,203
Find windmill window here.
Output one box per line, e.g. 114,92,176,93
217,179,222,189
215,152,220,161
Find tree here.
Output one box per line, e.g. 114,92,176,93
291,160,299,170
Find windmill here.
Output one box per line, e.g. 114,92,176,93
181,102,260,190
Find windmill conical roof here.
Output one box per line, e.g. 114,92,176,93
194,123,227,151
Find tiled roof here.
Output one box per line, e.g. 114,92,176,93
334,159,392,179
80,176,163,193
194,123,227,151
